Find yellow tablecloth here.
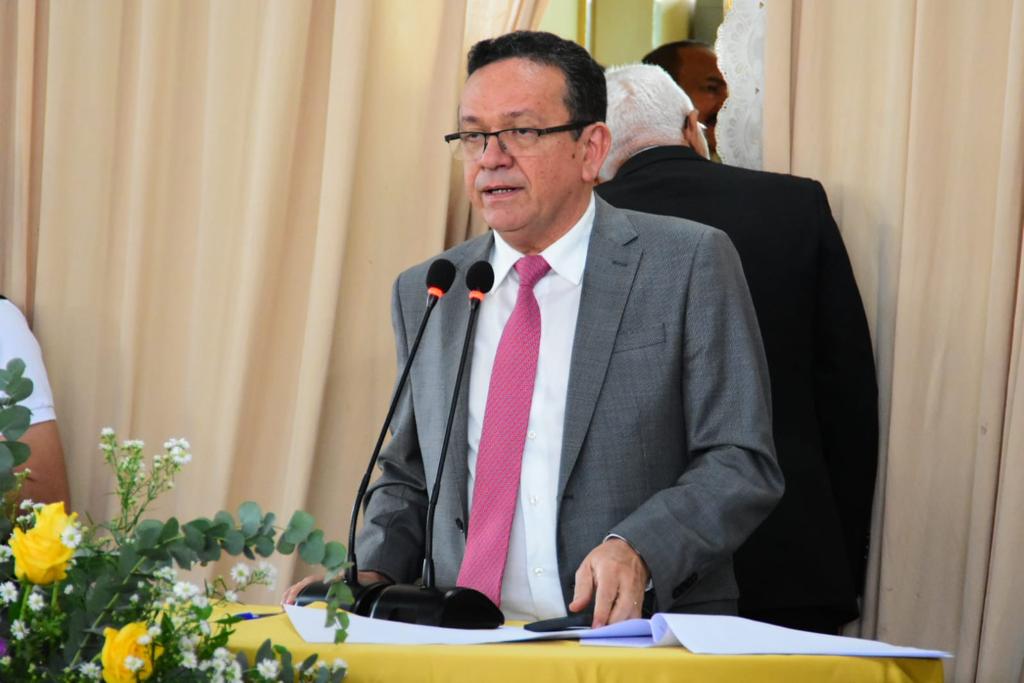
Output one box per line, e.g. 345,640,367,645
225,606,943,683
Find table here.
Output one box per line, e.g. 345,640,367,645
225,606,944,683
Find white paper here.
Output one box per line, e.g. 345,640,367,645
284,606,951,658
284,605,627,645
584,614,952,658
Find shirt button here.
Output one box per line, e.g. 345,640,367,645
533,567,544,575
527,431,537,440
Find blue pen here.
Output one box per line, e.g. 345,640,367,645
235,611,282,620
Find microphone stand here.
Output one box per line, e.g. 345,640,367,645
365,266,503,628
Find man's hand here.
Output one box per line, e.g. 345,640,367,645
281,571,390,605
568,538,650,627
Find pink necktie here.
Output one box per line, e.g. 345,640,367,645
457,255,551,606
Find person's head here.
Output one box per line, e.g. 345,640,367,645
641,40,727,154
452,31,611,253
600,64,708,181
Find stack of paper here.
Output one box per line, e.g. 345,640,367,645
283,605,951,659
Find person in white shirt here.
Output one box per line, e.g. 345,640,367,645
0,297,71,507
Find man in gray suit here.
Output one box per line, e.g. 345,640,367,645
286,31,782,627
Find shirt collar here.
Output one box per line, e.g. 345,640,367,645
490,193,595,287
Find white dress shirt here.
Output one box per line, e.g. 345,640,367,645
466,195,595,622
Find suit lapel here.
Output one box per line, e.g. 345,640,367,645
558,199,641,496
434,234,494,521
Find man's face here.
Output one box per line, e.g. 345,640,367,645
672,47,728,154
459,58,598,250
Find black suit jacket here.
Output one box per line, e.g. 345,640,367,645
597,146,878,625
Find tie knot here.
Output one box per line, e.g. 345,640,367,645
514,255,550,289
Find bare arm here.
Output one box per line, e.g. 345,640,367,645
11,420,71,508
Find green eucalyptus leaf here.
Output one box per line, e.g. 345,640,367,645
282,510,315,545
254,535,275,557
238,501,261,537
135,520,163,550
5,377,33,404
169,541,197,569
259,511,277,536
0,404,31,441
159,518,180,544
299,530,325,565
213,510,235,530
4,440,30,467
197,543,222,563
223,529,245,555
322,541,346,570
276,537,295,554
4,358,26,377
278,646,294,682
0,442,14,472
117,545,139,577
182,521,207,551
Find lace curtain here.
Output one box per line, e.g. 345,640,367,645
715,0,766,169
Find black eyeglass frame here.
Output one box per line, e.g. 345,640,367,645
443,121,597,154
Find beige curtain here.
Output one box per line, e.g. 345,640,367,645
0,0,473,601
765,1,1024,681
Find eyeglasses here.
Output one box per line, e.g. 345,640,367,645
444,121,595,160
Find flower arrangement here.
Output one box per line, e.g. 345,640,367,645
0,359,353,681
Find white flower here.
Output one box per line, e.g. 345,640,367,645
27,591,46,612
32,502,44,513
155,566,177,581
123,439,145,449
192,594,209,608
179,634,199,651
224,590,239,603
173,581,200,600
257,659,281,679
200,620,212,636
19,498,35,510
124,655,145,672
0,655,11,667
148,624,162,638
0,581,19,604
78,661,102,679
181,651,198,669
10,619,28,640
129,593,140,604
61,524,83,549
172,451,192,466
229,563,251,584
100,427,115,437
332,658,348,673
136,634,152,646
0,545,11,561
64,584,74,595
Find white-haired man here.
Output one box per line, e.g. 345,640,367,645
596,64,879,635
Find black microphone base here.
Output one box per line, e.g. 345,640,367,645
295,581,504,629
370,584,504,629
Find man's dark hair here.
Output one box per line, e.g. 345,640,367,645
467,31,606,126
641,40,712,76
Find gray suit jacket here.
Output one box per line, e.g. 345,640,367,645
357,197,783,612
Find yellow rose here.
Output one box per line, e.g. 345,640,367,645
9,502,77,585
101,622,161,683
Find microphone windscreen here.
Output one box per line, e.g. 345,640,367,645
425,259,457,294
465,261,495,294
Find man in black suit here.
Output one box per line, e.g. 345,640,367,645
596,64,879,634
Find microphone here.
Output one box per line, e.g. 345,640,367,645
348,261,503,629
297,258,455,613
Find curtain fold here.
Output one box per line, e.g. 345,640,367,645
764,1,1024,680
0,0,474,602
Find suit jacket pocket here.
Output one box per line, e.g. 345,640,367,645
612,323,666,353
